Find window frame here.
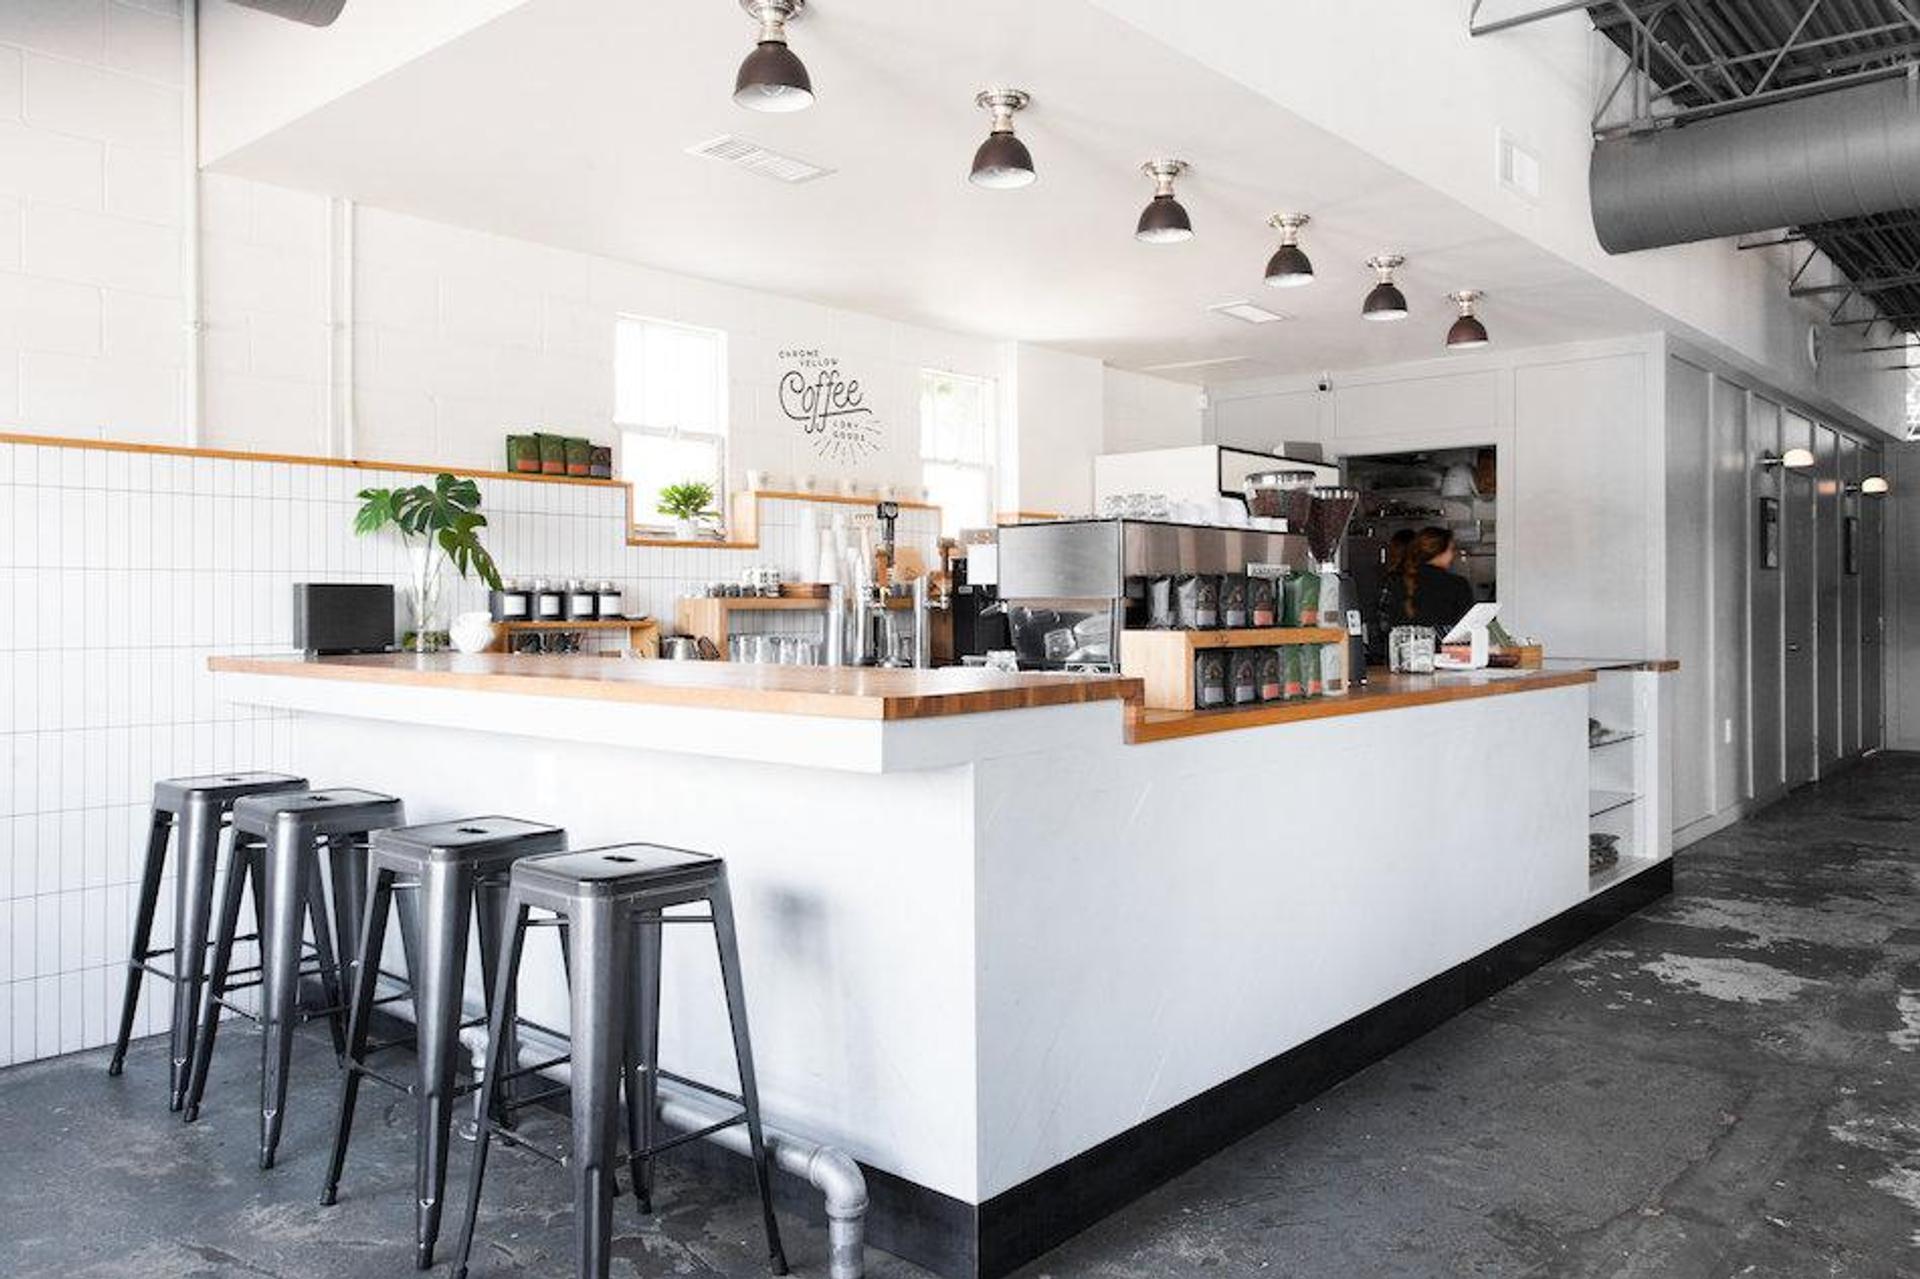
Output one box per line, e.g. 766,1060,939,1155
918,367,997,535
614,313,730,535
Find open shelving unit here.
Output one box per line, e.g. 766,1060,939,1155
1121,626,1349,710
1583,666,1668,897
492,616,660,656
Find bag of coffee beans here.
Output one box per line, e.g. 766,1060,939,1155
1282,645,1305,699
1280,572,1303,627
1249,574,1278,627
1220,573,1249,629
1194,650,1228,708
1147,576,1175,629
1229,648,1260,704
1174,574,1219,629
1303,644,1324,696
1258,646,1283,701
1297,571,1322,626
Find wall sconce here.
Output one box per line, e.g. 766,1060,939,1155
1846,475,1891,496
1758,447,1815,471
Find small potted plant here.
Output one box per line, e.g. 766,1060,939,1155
354,473,503,652
657,480,717,541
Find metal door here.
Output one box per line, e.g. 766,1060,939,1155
1838,436,1861,756
1861,447,1886,749
1782,417,1817,787
1814,424,1842,772
1746,397,1784,800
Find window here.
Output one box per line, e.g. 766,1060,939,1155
919,369,996,535
615,315,728,530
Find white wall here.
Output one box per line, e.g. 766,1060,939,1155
0,0,189,442
1888,443,1920,750
1103,366,1203,455
1004,342,1103,517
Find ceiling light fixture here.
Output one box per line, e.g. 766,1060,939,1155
1362,254,1409,322
734,0,813,114
1445,290,1490,349
1848,475,1891,495
1263,214,1314,288
1136,160,1192,243
970,89,1034,189
1759,448,1816,471
1207,299,1288,324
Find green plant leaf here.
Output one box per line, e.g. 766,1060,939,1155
354,473,501,586
657,480,716,520
354,488,397,536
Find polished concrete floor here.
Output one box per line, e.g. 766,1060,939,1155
2,754,1917,1278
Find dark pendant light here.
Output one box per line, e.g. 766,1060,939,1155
734,0,813,113
1361,253,1409,322
970,89,1035,189
1135,160,1192,243
1263,213,1313,287
1445,289,1490,349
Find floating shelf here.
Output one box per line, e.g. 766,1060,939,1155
1588,789,1639,819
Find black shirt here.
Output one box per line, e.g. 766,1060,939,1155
1380,563,1475,636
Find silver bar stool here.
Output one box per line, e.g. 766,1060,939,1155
451,844,787,1279
319,815,567,1270
108,772,308,1109
183,787,405,1169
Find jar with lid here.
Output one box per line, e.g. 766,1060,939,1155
595,580,624,619
489,578,532,623
531,578,566,622
566,578,599,621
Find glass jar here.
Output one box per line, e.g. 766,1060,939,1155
595,580,624,619
532,578,566,622
566,578,599,621
489,578,531,623
1389,625,1435,674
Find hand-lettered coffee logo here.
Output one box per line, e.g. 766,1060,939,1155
779,348,882,464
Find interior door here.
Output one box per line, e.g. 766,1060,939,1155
1814,424,1842,772
1839,436,1861,756
1861,446,1886,750
1746,397,1784,800
1782,415,1817,787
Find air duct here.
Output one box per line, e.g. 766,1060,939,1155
227,0,347,26
1591,75,1920,253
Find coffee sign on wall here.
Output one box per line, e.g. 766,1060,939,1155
779,347,883,465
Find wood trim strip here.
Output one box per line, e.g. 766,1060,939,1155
0,430,626,488
1126,668,1597,743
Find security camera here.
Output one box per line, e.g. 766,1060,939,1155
1316,372,1333,393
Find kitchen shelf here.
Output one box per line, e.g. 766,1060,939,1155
1587,853,1656,896
1122,626,1349,710
1588,789,1639,819
1589,729,1640,749
491,616,659,656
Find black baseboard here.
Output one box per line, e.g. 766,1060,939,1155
331,861,1671,1279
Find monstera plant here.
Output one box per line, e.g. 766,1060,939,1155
354,473,503,652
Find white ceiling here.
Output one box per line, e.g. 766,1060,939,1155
212,0,1663,382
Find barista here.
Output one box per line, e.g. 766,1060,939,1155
1381,526,1473,635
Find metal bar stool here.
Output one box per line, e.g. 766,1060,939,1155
319,815,567,1270
451,844,788,1279
108,771,308,1110
183,787,405,1169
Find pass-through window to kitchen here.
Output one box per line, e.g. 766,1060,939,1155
920,369,995,536
616,315,729,532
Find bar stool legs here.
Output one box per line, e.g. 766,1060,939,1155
711,876,788,1278
183,837,262,1124
452,891,531,1279
259,826,351,1168
106,809,174,1080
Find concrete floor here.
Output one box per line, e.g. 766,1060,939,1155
2,753,1917,1278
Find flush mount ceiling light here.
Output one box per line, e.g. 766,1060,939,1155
1263,214,1314,288
1136,160,1192,243
1848,475,1891,495
1759,447,1816,470
1361,254,1409,322
1206,299,1288,324
734,0,813,113
970,89,1035,189
1445,290,1490,350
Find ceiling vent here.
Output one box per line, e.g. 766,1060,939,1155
226,0,347,25
1207,300,1289,325
686,135,834,184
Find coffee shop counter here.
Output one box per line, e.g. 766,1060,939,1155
209,652,1670,1279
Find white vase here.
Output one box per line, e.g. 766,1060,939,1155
449,611,497,655
674,517,697,540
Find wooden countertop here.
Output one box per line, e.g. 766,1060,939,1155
208,652,1145,722
1126,667,1598,743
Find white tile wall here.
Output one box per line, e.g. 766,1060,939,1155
0,436,936,1067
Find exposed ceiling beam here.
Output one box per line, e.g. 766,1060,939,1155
1467,0,1599,36
1792,269,1920,297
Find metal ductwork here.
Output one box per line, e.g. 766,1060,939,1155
1591,75,1920,254
227,0,347,26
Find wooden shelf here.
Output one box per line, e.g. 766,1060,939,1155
1121,626,1349,710
676,596,827,655
747,488,936,511
491,616,659,656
